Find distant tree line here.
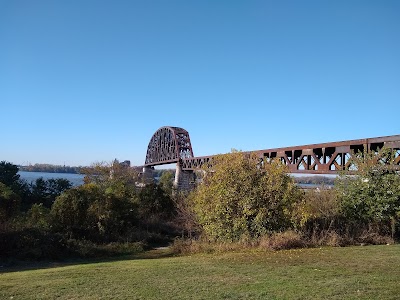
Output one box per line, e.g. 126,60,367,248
19,163,173,178
20,163,84,174
153,168,175,179
294,175,335,186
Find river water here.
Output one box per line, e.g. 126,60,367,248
18,171,85,186
18,171,332,189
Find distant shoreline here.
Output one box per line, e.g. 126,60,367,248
19,169,80,174
18,165,83,174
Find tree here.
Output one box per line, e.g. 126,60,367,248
30,177,48,203
191,151,302,241
87,188,138,240
0,161,20,187
25,203,51,229
138,183,174,221
32,178,72,207
82,161,139,188
0,183,20,224
0,161,30,202
81,161,139,200
159,170,174,196
335,148,400,233
51,184,100,239
47,178,72,198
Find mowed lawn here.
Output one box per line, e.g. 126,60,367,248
1,245,400,300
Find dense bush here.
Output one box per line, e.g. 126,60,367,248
51,183,138,241
191,151,302,241
138,183,174,221
0,228,144,261
51,161,177,244
0,228,73,260
292,187,339,231
336,148,400,236
290,148,400,245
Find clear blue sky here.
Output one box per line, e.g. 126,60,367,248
1,1,399,167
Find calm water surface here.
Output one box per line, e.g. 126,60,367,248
18,171,84,186
18,172,332,189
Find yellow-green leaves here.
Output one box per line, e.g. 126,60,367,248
191,151,301,241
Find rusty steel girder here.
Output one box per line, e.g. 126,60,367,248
143,126,400,174
180,134,400,173
144,126,194,166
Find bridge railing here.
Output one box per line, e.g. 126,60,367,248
181,156,212,170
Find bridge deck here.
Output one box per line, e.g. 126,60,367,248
180,134,400,174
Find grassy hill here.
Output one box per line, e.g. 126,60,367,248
1,244,399,299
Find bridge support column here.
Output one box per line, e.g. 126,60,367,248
142,166,154,183
174,162,196,192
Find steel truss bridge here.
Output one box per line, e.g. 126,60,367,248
143,126,400,189
145,126,400,173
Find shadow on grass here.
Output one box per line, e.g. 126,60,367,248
0,246,176,274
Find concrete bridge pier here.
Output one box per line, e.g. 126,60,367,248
174,162,196,192
142,166,155,183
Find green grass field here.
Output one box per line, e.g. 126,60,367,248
1,245,399,299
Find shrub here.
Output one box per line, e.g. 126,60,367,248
138,183,175,221
0,228,72,260
191,151,302,242
358,229,394,245
259,231,306,250
65,239,144,258
51,184,138,241
292,187,339,230
0,228,145,261
172,192,200,239
23,203,51,229
335,148,400,235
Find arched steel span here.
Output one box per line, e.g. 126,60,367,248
144,126,194,167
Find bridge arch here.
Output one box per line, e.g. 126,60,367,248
144,126,194,166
